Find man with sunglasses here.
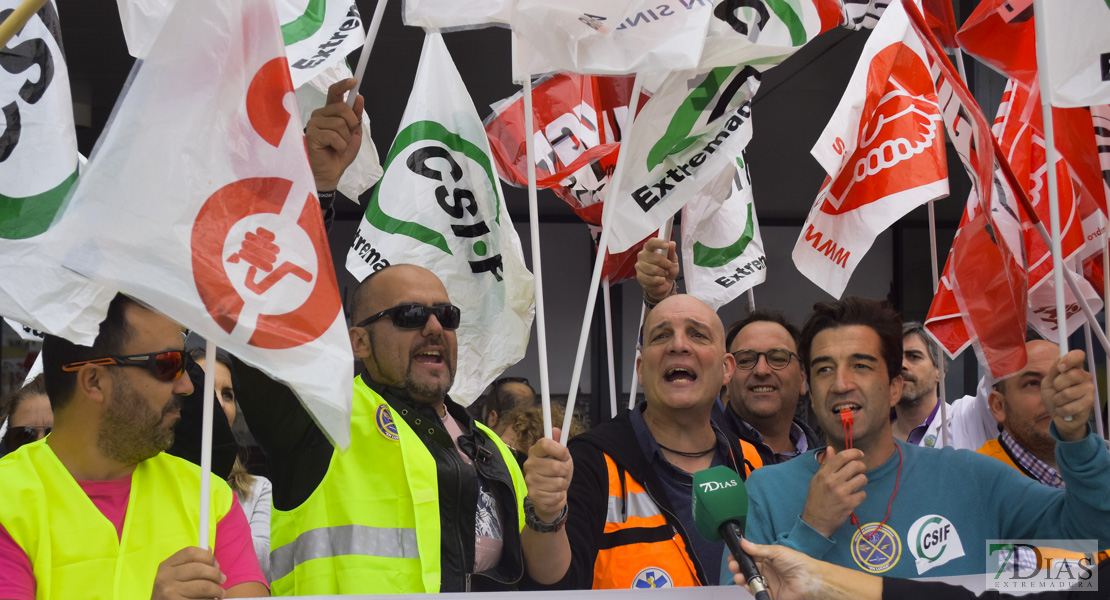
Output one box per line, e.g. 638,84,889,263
233,264,572,594
0,294,268,600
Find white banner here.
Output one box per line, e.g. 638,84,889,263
59,0,353,447
346,33,534,406
1038,0,1110,108
0,0,113,344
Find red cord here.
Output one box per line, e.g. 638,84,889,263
850,443,903,540
840,407,854,450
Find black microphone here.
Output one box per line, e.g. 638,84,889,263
692,466,771,600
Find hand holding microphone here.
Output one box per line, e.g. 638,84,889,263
692,466,771,600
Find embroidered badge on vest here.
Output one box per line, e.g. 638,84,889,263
850,522,902,573
376,404,399,441
632,567,673,589
924,434,937,447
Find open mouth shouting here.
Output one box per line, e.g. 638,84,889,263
664,366,697,384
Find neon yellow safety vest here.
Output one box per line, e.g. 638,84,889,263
0,439,233,600
269,377,528,595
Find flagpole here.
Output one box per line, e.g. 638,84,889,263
0,0,46,50
198,339,216,550
627,337,642,410
522,74,555,440
603,279,618,418
561,74,644,445
747,288,755,312
1032,0,1069,357
347,0,389,108
1103,244,1109,441
1084,322,1106,440
928,199,950,447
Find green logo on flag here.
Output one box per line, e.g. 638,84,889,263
692,202,754,268
0,169,77,240
645,66,759,171
281,0,328,45
366,120,506,280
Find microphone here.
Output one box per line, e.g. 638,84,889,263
692,466,771,600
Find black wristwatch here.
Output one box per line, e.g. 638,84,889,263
523,497,568,533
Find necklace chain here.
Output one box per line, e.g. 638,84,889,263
657,442,716,458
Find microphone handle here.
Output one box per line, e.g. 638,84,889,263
721,521,771,600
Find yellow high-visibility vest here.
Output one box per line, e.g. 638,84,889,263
0,440,232,600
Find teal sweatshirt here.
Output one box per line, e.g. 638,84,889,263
721,427,1110,581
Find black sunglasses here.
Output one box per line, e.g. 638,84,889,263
731,349,801,371
356,304,461,330
61,350,189,382
3,425,51,452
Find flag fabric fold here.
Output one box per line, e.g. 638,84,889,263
0,0,114,344
682,154,766,311
1036,0,1110,108
794,0,948,299
57,0,353,447
346,32,534,406
115,0,365,88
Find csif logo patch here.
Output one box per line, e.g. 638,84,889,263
908,514,964,575
365,120,505,281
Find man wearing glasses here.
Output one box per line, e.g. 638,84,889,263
722,311,823,471
233,264,572,594
0,294,268,600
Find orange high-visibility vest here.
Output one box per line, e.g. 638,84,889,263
591,453,701,589
738,439,763,476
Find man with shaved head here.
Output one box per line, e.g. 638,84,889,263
235,264,572,594
538,293,751,590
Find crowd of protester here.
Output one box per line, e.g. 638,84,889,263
1,79,1107,600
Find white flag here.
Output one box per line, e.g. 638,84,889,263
681,154,766,311
0,0,113,344
346,33,534,407
59,0,353,447
699,0,844,69
510,0,712,80
402,0,511,30
116,0,364,88
604,64,760,254
793,0,947,298
1038,0,1110,108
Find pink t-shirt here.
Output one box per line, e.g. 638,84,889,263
0,474,266,600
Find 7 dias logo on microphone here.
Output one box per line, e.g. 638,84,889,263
986,539,1098,591
698,479,738,493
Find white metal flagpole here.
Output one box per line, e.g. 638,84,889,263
561,74,644,444
198,339,216,549
928,200,950,447
522,73,555,440
603,279,618,418
347,0,389,108
1033,0,1069,361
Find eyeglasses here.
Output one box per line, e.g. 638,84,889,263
732,349,801,370
356,304,461,330
3,425,51,452
61,350,189,382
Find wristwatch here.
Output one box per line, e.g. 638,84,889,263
523,497,568,533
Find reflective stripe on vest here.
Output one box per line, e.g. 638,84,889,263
592,453,700,589
739,439,763,476
269,378,528,595
270,524,420,582
0,440,231,600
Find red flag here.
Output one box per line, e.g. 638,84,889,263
924,267,972,358
921,0,959,50
908,1,1029,380
955,0,1037,87
484,73,654,281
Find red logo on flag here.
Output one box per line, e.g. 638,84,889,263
821,42,945,216
190,57,340,349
